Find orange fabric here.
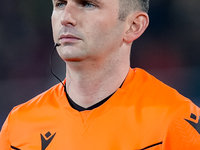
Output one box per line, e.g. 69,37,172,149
0,68,200,150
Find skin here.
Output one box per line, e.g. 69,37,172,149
51,0,149,108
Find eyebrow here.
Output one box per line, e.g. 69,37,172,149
76,0,101,4
52,0,65,3
52,0,101,5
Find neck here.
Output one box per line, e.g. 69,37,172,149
65,56,130,108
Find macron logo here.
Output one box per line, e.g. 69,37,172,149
185,113,200,134
41,132,56,150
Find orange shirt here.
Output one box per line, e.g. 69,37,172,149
0,68,200,150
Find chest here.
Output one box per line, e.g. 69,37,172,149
9,107,167,150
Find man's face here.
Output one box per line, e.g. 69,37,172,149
51,0,126,63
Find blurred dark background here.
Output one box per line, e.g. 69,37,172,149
0,0,200,127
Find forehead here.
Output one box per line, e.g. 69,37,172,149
52,0,121,14
52,0,119,5
52,0,101,3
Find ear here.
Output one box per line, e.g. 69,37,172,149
123,11,149,43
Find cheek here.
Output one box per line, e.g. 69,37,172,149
90,20,120,44
86,18,114,41
51,14,59,41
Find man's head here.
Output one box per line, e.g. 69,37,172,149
118,0,149,21
51,0,149,66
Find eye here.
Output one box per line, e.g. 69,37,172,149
55,1,67,9
82,1,96,8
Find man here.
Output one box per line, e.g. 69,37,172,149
0,0,200,149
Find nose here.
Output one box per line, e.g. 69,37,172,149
60,3,77,26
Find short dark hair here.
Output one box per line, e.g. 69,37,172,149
118,0,149,21
138,0,149,13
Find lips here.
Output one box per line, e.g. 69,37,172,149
58,34,81,43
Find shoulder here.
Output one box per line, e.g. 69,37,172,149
132,68,200,148
128,68,189,106
0,82,66,148
8,82,65,122
126,68,199,123
163,100,200,148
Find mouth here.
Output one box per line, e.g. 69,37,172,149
58,34,81,44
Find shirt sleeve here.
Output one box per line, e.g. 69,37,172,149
0,115,11,150
162,101,200,150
